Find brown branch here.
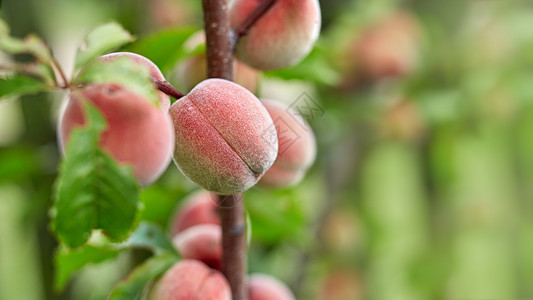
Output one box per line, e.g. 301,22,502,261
203,0,234,80
233,0,276,46
50,57,69,89
202,1,248,300
218,194,247,300
152,78,185,99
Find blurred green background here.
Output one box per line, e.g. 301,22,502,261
2,0,533,299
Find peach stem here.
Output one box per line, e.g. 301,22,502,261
152,78,185,99
232,0,276,49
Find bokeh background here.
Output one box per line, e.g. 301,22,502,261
2,0,533,299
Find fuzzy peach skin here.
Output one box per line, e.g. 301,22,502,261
100,52,171,111
258,99,316,188
248,273,295,300
173,224,222,270
148,259,231,300
169,190,220,236
58,83,174,186
230,0,321,70
170,79,278,195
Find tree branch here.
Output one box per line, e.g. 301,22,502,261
202,0,234,80
218,194,247,300
202,1,248,300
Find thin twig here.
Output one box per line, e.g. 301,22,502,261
152,78,185,99
50,57,69,89
232,0,276,50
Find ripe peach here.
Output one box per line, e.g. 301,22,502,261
169,190,220,236
174,32,260,93
100,52,171,111
172,224,222,269
58,82,174,186
258,99,316,188
170,78,278,195
148,259,230,300
352,12,420,79
248,273,295,300
230,0,321,70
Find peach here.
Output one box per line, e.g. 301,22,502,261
230,0,321,70
248,273,295,300
352,12,420,79
170,78,278,195
175,32,260,93
100,52,171,111
169,190,220,236
172,224,222,270
148,259,231,300
58,82,174,186
258,99,316,188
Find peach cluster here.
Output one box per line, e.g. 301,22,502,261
170,191,222,269
158,191,295,299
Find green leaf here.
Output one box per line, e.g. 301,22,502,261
75,22,134,70
0,147,39,182
52,103,140,248
0,18,9,37
109,253,177,300
54,245,119,291
0,34,54,63
126,27,198,72
73,57,160,106
246,187,307,244
264,45,341,86
122,222,178,256
0,75,50,99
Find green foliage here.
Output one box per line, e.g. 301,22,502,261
123,222,179,256
265,45,341,86
75,22,134,70
126,27,199,73
73,57,160,105
0,18,57,93
53,221,177,293
0,33,53,63
0,18,8,36
246,187,307,244
109,253,177,300
55,245,120,291
0,147,39,182
52,102,140,248
0,75,50,99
